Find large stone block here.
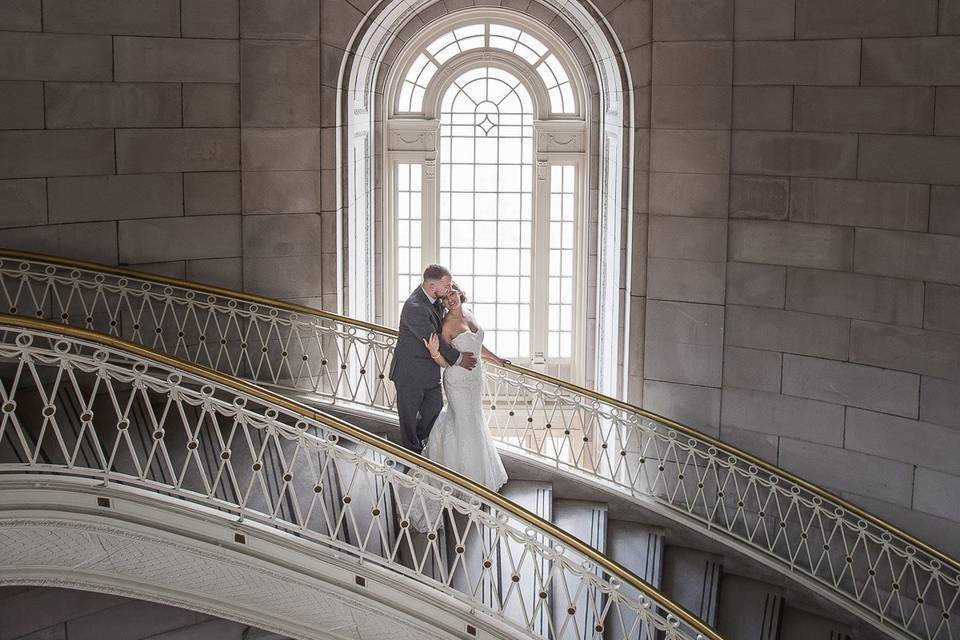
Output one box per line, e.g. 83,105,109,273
652,42,732,86
720,387,844,445
862,37,960,85
734,40,860,85
723,346,781,392
854,228,960,286
921,377,960,429
119,215,241,263
181,0,239,38
651,85,731,130
644,300,724,387
183,171,240,215
647,258,726,304
0,32,111,81
650,130,729,174
242,128,321,171
0,221,116,264
48,174,182,223
862,135,960,186
786,267,923,326
794,87,934,134
796,0,937,37
914,468,960,522
0,130,113,179
649,216,726,261
847,409,960,475
930,187,960,237
924,284,960,334
650,172,728,218
779,437,914,506
729,175,788,220
719,425,779,462
42,0,179,36
848,491,960,558
642,380,721,435
782,354,919,417
652,0,732,41
0,81,42,128
850,321,960,383
45,82,181,129
732,86,792,130
731,131,857,178
726,262,785,308
936,88,960,136
0,178,45,228
115,37,239,83
186,257,242,290
243,255,323,298
944,0,960,33
241,0,320,40
241,40,320,127
242,213,322,258
183,84,239,127
242,171,320,214
0,0,40,31
734,0,794,40
789,178,928,231
117,128,240,173
729,220,853,270
605,0,652,50
726,304,850,359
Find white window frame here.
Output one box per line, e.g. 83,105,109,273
383,11,589,378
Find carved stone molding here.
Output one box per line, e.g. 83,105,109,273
387,121,439,152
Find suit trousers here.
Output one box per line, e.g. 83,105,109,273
395,382,444,453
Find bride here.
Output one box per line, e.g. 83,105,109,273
420,283,509,492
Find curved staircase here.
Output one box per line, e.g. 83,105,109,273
1,250,958,640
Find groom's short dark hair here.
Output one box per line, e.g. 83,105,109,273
422,264,450,282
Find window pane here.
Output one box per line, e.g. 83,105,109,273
547,163,577,358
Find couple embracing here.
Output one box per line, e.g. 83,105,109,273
388,264,508,493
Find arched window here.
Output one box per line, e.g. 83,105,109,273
384,15,588,376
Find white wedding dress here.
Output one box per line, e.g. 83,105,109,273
406,326,508,533
424,326,508,491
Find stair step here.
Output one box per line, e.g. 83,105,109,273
716,575,784,640
604,520,664,640
498,481,554,635
551,500,608,640
662,545,722,627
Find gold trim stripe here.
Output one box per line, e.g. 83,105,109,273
2,248,957,574
0,312,721,640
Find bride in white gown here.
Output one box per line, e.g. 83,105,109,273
421,283,509,492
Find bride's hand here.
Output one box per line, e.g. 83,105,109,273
422,333,441,356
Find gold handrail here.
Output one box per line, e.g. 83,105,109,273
2,248,958,574
0,312,721,640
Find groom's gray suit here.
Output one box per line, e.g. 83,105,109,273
390,286,462,453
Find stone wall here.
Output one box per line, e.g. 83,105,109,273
638,0,960,553
0,0,330,307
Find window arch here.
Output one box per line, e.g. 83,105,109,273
344,1,634,395
384,12,589,376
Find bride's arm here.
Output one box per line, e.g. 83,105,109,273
480,345,509,367
423,333,450,368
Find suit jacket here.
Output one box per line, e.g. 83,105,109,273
389,287,462,388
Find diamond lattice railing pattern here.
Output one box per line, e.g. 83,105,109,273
0,317,713,640
1,250,958,640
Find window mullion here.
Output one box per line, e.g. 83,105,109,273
531,156,550,362
423,155,438,264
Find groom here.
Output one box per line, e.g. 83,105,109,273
390,264,477,453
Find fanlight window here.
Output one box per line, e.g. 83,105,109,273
397,23,576,114
387,14,587,374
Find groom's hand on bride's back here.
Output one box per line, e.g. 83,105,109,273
459,352,477,370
